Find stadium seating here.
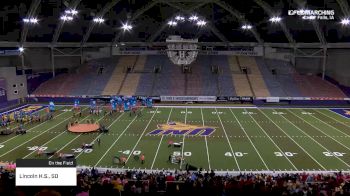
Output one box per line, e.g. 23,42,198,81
119,73,142,96
212,56,236,96
32,55,348,98
2,168,350,195
119,56,147,95
264,59,347,98
135,55,164,95
264,59,303,97
228,56,241,73
150,55,186,96
228,56,253,96
33,74,69,95
255,57,286,97
187,56,218,96
238,56,270,97
293,74,346,98
102,56,137,95
133,55,147,72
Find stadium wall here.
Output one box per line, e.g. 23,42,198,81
0,56,20,67
326,49,350,86
0,67,27,100
262,48,350,87
23,48,81,72
264,47,292,62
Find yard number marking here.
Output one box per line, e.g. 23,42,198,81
27,146,47,151
301,112,314,115
274,152,297,157
272,112,285,115
323,152,346,157
225,152,248,157
149,111,161,114
242,111,255,115
71,148,93,153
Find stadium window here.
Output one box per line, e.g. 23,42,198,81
13,84,17,88
20,83,24,87
14,90,18,94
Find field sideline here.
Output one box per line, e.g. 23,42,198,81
1,105,350,174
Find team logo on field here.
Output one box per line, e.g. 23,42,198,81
21,106,44,113
329,109,350,119
345,110,350,116
147,121,216,136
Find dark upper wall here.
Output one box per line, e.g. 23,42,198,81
293,49,350,86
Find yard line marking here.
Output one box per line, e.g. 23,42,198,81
47,114,108,159
180,108,187,170
277,109,350,168
125,108,159,163
94,109,144,167
229,108,269,170
245,109,297,170
0,109,69,145
201,108,211,171
326,109,350,123
288,109,350,151
307,110,350,136
75,112,126,159
151,135,164,169
180,131,186,170
0,109,79,158
22,108,91,159
260,109,326,170
25,116,92,158
151,108,173,169
215,108,240,171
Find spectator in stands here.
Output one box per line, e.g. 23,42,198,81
1,168,350,195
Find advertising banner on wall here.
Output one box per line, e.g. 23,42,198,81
160,96,217,102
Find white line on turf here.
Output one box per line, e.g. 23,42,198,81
259,109,326,170
288,109,350,151
179,108,187,170
94,108,146,167
75,112,126,159
316,110,350,128
0,109,77,158
201,108,211,171
125,108,159,163
151,108,173,169
0,108,68,145
0,104,30,115
3,105,48,131
23,114,92,159
276,109,350,168
306,109,350,136
229,108,269,170
215,108,240,171
325,109,350,122
245,108,298,170
46,114,108,159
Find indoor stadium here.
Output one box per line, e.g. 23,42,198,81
0,0,350,195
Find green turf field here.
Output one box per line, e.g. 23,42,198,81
1,105,350,173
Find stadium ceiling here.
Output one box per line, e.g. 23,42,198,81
0,0,350,48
